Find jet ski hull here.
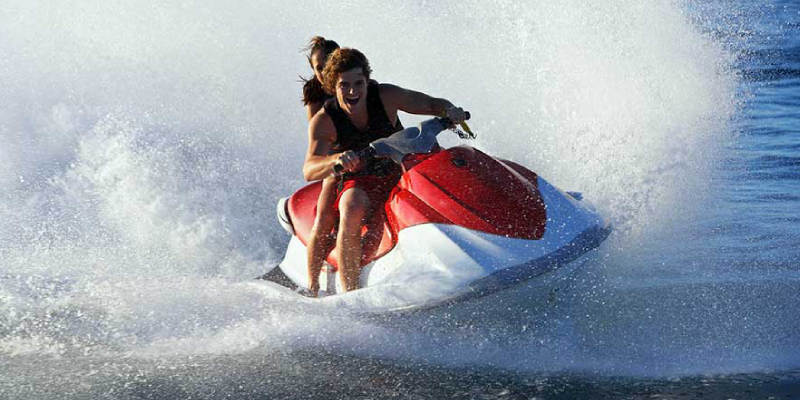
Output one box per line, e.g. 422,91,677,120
266,172,611,313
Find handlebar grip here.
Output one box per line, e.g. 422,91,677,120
332,147,377,177
439,111,471,128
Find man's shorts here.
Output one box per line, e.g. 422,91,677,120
334,174,401,214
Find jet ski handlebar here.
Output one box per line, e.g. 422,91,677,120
331,147,378,178
438,111,470,128
332,112,471,177
350,146,379,170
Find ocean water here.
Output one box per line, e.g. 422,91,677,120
1,0,799,399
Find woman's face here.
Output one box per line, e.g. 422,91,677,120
311,50,327,83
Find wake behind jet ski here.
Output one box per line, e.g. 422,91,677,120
260,115,612,313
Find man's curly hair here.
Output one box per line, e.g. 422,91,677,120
322,48,372,95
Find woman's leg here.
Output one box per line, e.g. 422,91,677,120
306,177,340,296
336,187,370,292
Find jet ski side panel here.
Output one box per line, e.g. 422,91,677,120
275,174,611,310
397,146,547,240
285,181,323,247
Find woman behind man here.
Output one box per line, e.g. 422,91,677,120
301,36,340,297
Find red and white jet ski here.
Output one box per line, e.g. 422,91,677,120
261,115,611,312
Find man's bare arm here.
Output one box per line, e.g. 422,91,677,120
303,111,364,181
379,83,457,117
303,112,340,181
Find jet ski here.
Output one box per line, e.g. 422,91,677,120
260,115,611,313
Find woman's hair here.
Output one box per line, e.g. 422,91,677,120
301,36,340,105
321,48,372,95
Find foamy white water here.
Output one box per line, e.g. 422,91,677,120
6,2,797,394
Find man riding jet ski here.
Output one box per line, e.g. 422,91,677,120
295,47,469,298
260,113,612,312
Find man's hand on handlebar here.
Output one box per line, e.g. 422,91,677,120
337,150,362,173
445,106,467,125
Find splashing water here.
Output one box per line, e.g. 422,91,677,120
7,0,794,387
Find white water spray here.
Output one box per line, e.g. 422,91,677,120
0,0,754,377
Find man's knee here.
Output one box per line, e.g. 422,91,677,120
339,189,370,222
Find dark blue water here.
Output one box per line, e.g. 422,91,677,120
720,0,800,262
1,1,799,399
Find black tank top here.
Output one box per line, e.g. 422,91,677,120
324,81,403,176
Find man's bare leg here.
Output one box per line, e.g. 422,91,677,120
306,177,339,296
336,188,369,291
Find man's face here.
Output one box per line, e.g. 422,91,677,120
335,68,367,116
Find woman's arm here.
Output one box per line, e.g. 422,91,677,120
305,101,324,121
